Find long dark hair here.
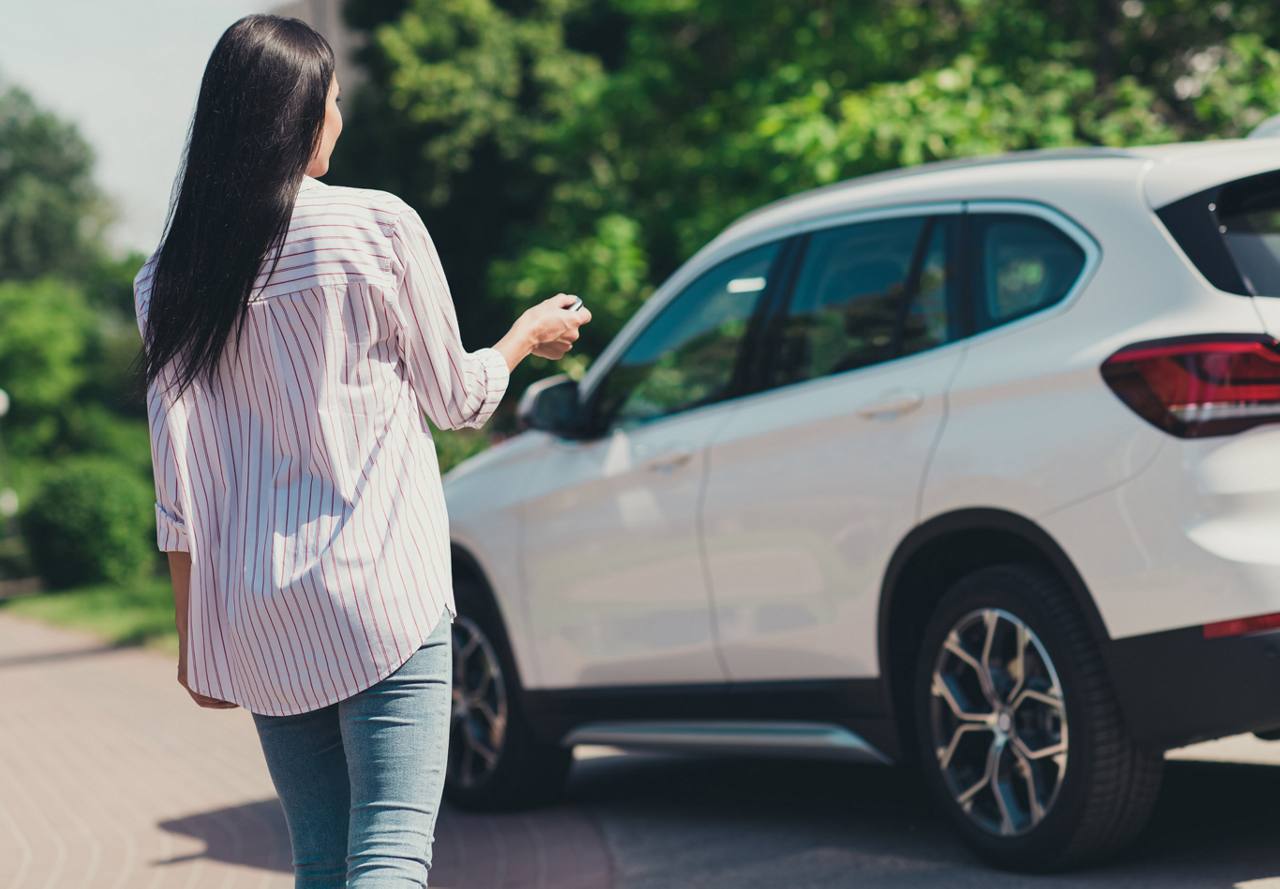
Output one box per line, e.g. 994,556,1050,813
138,14,334,400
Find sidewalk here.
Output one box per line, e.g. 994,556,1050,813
0,610,613,889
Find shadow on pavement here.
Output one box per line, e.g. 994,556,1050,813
151,748,1280,888
564,748,1280,888
157,790,613,889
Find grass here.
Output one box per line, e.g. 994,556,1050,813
0,571,179,657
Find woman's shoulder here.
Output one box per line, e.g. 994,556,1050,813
293,178,412,236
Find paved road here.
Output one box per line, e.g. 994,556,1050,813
3,609,1279,888
571,740,1280,889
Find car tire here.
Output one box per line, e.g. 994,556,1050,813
912,562,1163,872
443,572,573,811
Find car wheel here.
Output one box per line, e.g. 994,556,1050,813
444,573,573,811
913,562,1163,871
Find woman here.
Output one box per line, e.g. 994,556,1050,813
134,14,590,887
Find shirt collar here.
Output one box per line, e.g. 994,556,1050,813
300,174,322,191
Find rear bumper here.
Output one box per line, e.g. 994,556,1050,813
1105,624,1280,749
1039,425,1280,749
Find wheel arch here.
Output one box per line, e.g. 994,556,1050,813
877,508,1112,761
450,543,535,690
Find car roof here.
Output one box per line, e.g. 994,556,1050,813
712,139,1280,251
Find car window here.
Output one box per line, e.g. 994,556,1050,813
1217,173,1280,295
771,215,952,388
588,240,782,432
970,214,1085,330
1154,169,1280,297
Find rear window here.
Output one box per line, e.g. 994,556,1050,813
1218,176,1280,294
969,214,1087,330
1156,170,1280,297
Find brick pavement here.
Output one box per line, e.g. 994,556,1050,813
0,610,613,889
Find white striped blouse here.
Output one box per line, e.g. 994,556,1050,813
134,174,510,716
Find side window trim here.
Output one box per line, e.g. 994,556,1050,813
955,206,978,340
742,232,809,397
893,215,941,349
787,200,966,237
736,234,806,397
960,200,1102,338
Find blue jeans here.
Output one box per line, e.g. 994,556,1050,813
251,613,453,888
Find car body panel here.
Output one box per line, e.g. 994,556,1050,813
1252,298,1280,338
1041,425,1280,640
444,432,553,686
516,399,739,688
921,190,1265,539
1139,138,1280,208
702,343,963,680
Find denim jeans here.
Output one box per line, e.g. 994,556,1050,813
251,612,453,888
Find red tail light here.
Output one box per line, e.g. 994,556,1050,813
1204,612,1280,639
1100,334,1280,437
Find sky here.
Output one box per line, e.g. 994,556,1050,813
2,0,282,256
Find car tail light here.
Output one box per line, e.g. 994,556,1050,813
1203,612,1280,639
1100,334,1280,437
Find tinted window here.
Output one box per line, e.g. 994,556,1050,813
589,240,781,431
1218,174,1280,295
772,215,953,388
1155,170,1280,297
970,214,1085,329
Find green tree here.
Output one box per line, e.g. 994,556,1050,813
0,277,96,456
337,0,602,348
338,0,1280,432
0,81,114,282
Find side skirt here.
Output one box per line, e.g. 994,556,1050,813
520,678,901,762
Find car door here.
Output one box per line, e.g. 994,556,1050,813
519,239,787,688
700,205,967,681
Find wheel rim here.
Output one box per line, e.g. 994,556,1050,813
928,607,1069,837
449,615,509,788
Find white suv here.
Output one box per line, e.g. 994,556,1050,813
439,139,1280,871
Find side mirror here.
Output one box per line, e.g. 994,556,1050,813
516,373,586,437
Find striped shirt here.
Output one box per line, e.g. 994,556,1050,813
134,174,510,716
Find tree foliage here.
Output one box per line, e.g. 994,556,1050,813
336,0,1280,410
0,80,114,282
0,79,164,582
0,276,96,455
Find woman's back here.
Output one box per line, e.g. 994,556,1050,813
137,18,589,885
134,174,511,716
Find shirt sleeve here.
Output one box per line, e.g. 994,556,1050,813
139,288,192,553
387,202,510,431
135,265,192,553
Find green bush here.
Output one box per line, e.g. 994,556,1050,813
62,404,152,477
19,456,155,590
0,533,32,581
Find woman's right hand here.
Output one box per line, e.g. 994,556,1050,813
521,293,592,359
178,653,238,709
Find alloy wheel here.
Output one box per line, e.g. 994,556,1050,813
928,607,1069,837
449,615,509,788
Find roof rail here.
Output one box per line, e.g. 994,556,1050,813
729,146,1138,231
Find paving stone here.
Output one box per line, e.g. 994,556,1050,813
0,611,614,889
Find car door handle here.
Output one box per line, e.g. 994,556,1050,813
856,389,925,419
640,449,695,473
